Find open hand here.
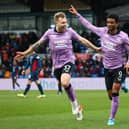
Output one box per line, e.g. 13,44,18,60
14,51,25,62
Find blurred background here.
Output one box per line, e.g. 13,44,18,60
0,0,129,79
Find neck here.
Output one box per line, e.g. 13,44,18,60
108,29,119,35
56,26,65,33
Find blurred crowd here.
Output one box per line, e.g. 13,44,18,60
0,31,104,78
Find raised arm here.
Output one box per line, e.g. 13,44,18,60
69,5,105,36
15,30,50,61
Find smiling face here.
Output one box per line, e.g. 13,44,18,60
56,17,67,31
106,18,119,32
54,12,67,32
106,14,119,34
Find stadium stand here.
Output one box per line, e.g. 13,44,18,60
44,0,91,11
0,0,129,78
0,0,30,13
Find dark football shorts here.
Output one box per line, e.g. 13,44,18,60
54,62,73,81
104,66,126,90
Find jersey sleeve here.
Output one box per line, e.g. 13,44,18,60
76,13,105,36
38,29,50,43
32,29,50,52
123,33,129,64
69,28,80,41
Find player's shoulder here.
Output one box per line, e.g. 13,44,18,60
46,28,54,33
66,27,77,33
67,27,74,31
120,31,128,36
44,28,55,35
118,31,129,40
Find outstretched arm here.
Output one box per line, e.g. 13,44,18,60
78,36,101,52
15,40,44,61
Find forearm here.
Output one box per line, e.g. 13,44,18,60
80,37,98,51
31,40,42,53
23,46,33,56
32,38,45,53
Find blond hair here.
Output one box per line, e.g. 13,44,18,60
54,12,66,22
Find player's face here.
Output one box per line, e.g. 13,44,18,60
56,17,67,32
106,18,118,32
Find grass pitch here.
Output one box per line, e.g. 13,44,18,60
0,90,129,129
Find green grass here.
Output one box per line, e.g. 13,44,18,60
0,90,129,129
